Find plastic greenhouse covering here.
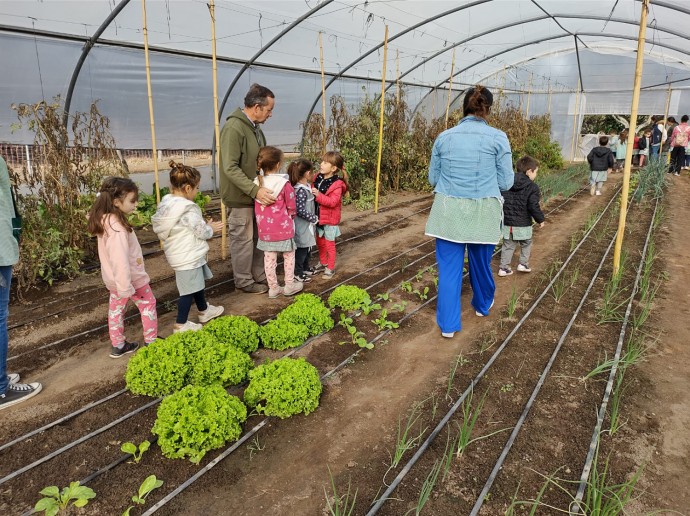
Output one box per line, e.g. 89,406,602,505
2,0,690,159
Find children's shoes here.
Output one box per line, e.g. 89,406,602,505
173,321,202,333
498,267,513,277
283,282,304,296
198,304,224,323
268,286,284,299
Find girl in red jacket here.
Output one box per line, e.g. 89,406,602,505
311,151,348,278
254,146,303,298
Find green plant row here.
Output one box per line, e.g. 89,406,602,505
128,185,210,227
258,293,334,350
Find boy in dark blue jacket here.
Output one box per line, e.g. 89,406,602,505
499,156,545,276
587,135,615,196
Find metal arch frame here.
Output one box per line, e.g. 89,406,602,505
62,0,132,128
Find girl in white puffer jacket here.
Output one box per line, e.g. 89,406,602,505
152,161,225,333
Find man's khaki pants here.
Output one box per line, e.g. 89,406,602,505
227,207,266,288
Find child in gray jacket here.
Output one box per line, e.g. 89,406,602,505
289,159,319,283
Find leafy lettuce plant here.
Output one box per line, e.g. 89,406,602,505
278,293,334,336
34,482,96,515
190,340,253,387
258,318,310,351
202,315,260,354
327,285,371,311
152,384,247,464
244,357,322,419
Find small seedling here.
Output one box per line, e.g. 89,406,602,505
324,466,357,516
415,270,425,281
400,280,413,293
34,482,96,515
361,301,382,316
500,383,514,393
413,286,430,301
455,390,510,457
446,354,469,400
391,301,408,312
372,309,399,331
247,435,265,460
122,475,164,516
121,440,151,464
376,292,391,302
391,404,427,469
506,286,519,319
407,459,442,515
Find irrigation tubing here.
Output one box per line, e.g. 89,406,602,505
570,197,660,513
469,210,626,515
7,203,433,357
366,185,623,515
0,239,438,487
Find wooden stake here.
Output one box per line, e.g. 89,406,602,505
613,0,650,275
525,72,533,119
374,25,388,214
570,79,581,162
209,0,227,259
396,49,400,105
444,48,456,129
141,0,160,205
319,32,328,153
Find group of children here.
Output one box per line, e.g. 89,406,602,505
87,150,347,358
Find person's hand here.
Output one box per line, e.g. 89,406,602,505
311,187,319,196
209,220,225,234
539,221,546,228
256,187,276,206
607,168,612,173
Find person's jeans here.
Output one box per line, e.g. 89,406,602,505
650,144,660,160
0,265,12,395
227,207,266,288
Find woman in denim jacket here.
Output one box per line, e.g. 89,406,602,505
425,86,514,338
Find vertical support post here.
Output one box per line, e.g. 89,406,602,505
141,0,160,204
319,32,328,153
547,79,552,112
209,0,228,259
613,0,650,275
525,72,533,119
396,49,400,105
24,144,33,177
374,25,389,214
444,48,456,129
570,79,581,162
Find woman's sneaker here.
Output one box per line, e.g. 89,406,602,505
173,321,202,333
0,382,42,410
498,267,513,277
475,300,495,317
198,304,224,323
283,282,304,296
517,263,532,273
109,341,139,358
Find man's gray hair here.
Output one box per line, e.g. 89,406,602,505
244,83,275,108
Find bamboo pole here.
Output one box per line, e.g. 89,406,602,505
374,25,388,214
319,32,328,153
444,48,456,129
209,0,228,259
547,78,552,112
396,49,400,105
141,0,160,205
525,72,533,118
613,0,650,275
570,79,581,162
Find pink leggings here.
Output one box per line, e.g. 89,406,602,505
316,235,336,270
264,251,296,290
108,284,158,347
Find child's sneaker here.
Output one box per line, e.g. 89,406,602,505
323,268,335,278
198,304,224,323
0,382,42,410
109,341,139,358
311,263,326,275
173,321,202,333
590,184,596,196
595,190,602,195
268,286,284,299
517,263,532,273
283,282,304,296
498,267,513,277
295,273,312,283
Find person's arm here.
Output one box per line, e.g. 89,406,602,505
104,223,135,298
428,138,442,188
295,188,318,223
528,185,545,224
220,122,260,199
284,183,297,219
495,132,514,191
179,204,214,240
314,181,344,208
587,148,594,165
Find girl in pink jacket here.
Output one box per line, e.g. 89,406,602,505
312,151,348,278
254,146,303,299
87,177,157,358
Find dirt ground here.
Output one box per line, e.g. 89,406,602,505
3,178,690,515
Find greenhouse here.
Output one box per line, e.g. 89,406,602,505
1,1,689,514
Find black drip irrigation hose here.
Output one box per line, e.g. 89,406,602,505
7,204,433,357
366,185,623,515
0,239,438,489
570,197,659,513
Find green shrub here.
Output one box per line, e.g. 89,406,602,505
244,357,322,419
125,331,219,396
190,341,253,387
129,186,210,227
258,318,310,351
202,315,260,354
278,293,334,336
152,384,247,464
327,285,372,311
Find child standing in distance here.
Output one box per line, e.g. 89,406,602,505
639,129,651,168
288,159,319,283
615,129,628,171
152,162,224,333
312,151,348,278
498,156,545,277
88,177,157,358
254,147,303,298
587,135,615,196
